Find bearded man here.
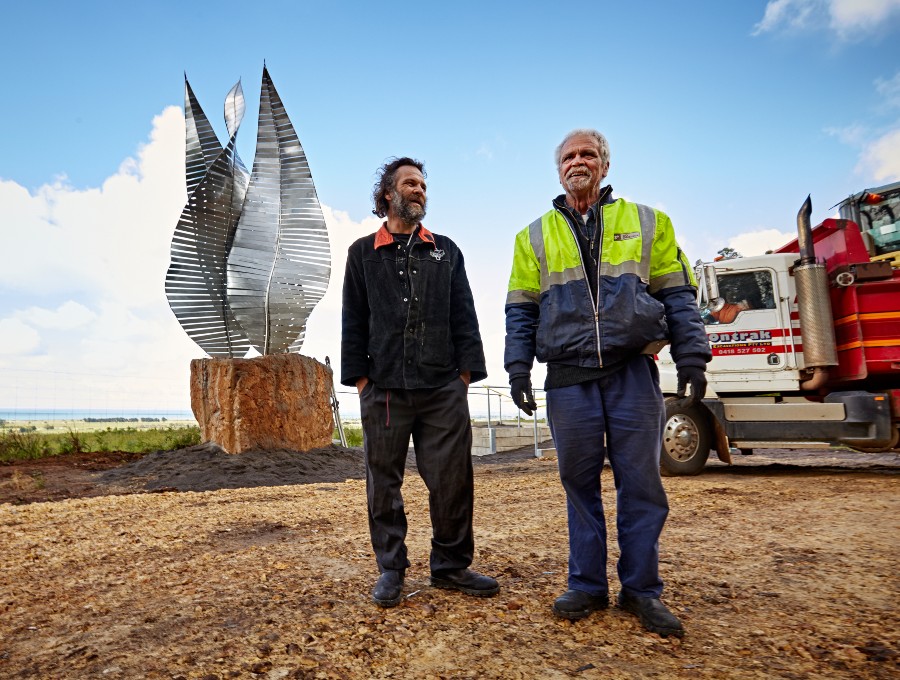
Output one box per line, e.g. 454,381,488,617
504,130,711,636
341,157,498,607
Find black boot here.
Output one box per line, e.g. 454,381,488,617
552,589,609,620
372,570,404,607
430,568,499,597
617,591,684,637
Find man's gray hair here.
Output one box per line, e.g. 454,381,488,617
555,129,610,169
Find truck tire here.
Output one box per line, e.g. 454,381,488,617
660,397,711,476
848,425,900,453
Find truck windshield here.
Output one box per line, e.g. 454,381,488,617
841,184,900,256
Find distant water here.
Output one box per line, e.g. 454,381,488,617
0,409,196,422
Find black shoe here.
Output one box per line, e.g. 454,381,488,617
617,591,684,637
552,589,610,620
371,570,404,607
430,568,499,597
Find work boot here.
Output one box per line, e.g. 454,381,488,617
552,589,609,620
371,570,404,607
617,591,684,638
430,568,500,597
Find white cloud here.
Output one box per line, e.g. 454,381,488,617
830,0,900,36
0,319,41,355
753,0,817,35
17,301,96,330
476,144,494,161
0,108,212,411
0,106,185,307
875,71,900,110
727,229,797,256
824,123,869,145
753,0,900,38
858,128,900,181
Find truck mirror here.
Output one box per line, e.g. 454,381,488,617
702,263,720,303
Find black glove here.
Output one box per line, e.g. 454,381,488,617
510,375,537,416
676,365,707,407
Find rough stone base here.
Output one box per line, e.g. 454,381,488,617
190,353,334,454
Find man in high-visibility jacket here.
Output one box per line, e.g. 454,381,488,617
504,129,711,637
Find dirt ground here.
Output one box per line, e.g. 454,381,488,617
0,444,898,679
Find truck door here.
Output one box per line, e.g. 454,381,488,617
700,268,793,378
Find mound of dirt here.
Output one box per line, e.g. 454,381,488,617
0,442,545,505
96,443,368,493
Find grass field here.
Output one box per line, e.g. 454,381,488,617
0,423,202,462
0,419,198,435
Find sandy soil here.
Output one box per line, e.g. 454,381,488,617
0,446,898,679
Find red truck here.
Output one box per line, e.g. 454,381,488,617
657,181,900,474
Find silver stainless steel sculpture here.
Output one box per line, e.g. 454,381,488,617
165,67,330,357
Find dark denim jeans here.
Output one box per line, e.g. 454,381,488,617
547,356,669,598
360,377,474,574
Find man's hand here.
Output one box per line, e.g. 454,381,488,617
510,375,537,416
459,370,471,387
676,366,707,407
356,377,369,395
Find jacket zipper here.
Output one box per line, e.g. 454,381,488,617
557,203,604,367
594,206,604,366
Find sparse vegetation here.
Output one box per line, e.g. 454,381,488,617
0,426,201,463
340,425,363,447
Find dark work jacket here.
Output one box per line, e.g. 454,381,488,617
341,223,487,389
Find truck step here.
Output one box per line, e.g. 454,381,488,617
729,441,833,449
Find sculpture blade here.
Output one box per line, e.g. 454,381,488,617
224,80,245,139
183,77,222,197
226,66,331,354
166,86,252,358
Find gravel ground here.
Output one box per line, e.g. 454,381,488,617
0,445,897,679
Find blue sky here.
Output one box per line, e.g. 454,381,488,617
1,0,899,413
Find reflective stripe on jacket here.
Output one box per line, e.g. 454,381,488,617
504,197,710,372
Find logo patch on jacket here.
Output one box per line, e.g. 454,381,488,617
430,249,445,261
614,232,640,241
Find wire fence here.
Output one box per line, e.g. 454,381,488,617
1,367,545,426
0,367,194,422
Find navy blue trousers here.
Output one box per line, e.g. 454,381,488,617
359,378,475,574
546,356,669,598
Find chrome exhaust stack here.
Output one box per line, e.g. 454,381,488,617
793,196,838,389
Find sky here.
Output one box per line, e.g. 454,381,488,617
1,0,899,415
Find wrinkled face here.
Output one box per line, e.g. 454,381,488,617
386,165,427,226
557,134,608,197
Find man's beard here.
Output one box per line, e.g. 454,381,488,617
391,189,426,226
564,170,596,194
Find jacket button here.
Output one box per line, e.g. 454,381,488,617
399,271,404,275
403,298,408,302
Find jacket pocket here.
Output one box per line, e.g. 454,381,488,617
419,322,452,367
599,275,668,357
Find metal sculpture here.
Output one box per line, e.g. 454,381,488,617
165,67,330,357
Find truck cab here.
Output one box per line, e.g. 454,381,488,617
657,189,900,475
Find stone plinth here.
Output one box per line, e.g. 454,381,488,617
190,353,334,454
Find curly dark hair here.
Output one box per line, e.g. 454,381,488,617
372,157,426,218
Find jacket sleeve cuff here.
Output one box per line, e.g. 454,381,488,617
506,362,532,382
674,354,709,371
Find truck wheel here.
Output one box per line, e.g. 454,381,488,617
660,397,711,476
848,425,900,453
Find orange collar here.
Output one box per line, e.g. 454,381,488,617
374,223,436,249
